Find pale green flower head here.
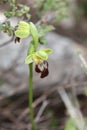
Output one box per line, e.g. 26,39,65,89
25,48,53,64
15,21,39,49
15,21,30,38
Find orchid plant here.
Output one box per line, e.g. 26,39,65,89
15,21,52,130
0,0,68,129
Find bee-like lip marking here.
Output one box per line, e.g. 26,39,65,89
35,60,49,78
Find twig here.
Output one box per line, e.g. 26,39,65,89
78,53,87,73
35,100,48,122
18,81,87,121
18,95,46,121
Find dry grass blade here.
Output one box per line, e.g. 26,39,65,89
35,100,48,122
57,87,87,130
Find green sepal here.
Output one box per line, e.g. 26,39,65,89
29,22,38,48
25,54,33,64
41,48,53,54
35,50,48,60
34,48,52,61
15,21,30,38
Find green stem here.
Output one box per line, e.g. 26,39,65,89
29,63,36,130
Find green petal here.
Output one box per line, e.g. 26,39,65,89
35,50,48,60
41,48,53,54
29,22,38,48
25,55,33,64
15,21,30,38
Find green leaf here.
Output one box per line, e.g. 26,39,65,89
23,6,30,12
17,4,24,8
15,11,23,16
15,21,30,38
29,22,38,48
25,55,33,64
39,37,48,45
38,25,55,38
4,11,15,18
64,118,76,130
0,25,4,30
26,14,31,20
35,50,48,60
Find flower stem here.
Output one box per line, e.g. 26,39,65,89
29,63,36,130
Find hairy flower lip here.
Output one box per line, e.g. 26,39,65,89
35,60,49,78
35,64,41,73
40,68,49,78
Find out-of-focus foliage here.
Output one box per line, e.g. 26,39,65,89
0,0,68,43
38,25,55,37
1,0,31,20
0,21,14,36
35,0,68,22
0,79,4,86
64,118,76,130
0,0,30,36
0,0,8,4
79,0,87,18
37,24,55,45
49,118,58,128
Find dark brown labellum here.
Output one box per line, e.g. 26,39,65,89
15,37,20,43
35,64,41,73
40,67,49,78
35,60,49,78
43,60,48,68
